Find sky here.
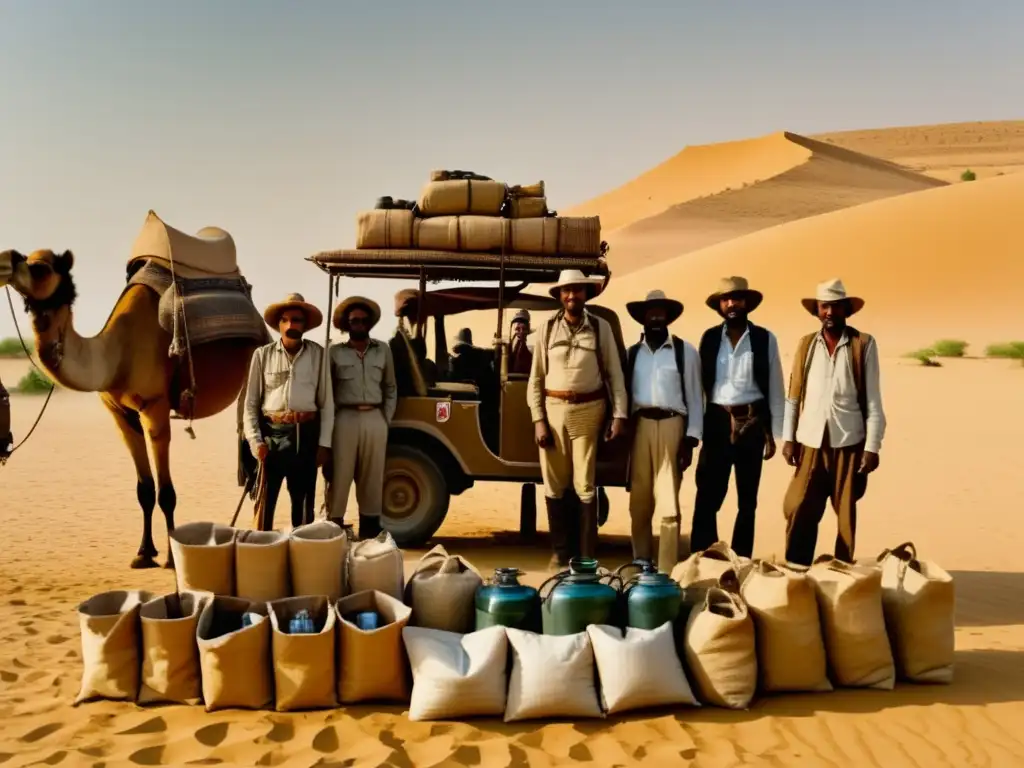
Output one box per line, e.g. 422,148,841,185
1,0,1022,341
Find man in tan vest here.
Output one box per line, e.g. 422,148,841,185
243,293,332,530
328,296,397,541
528,270,628,569
782,279,886,566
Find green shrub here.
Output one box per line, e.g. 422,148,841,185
16,367,54,394
904,348,941,367
984,341,1024,360
960,169,976,181
0,337,32,358
930,339,968,358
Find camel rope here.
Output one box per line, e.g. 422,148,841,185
165,249,198,439
1,286,56,466
252,457,269,530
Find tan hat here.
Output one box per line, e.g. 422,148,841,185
706,276,763,314
509,309,535,335
801,278,864,316
333,295,382,332
547,269,606,300
263,292,323,330
626,289,683,325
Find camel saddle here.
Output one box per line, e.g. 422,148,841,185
127,210,239,279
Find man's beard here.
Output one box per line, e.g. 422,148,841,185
350,330,369,341
724,310,748,328
284,329,303,340
645,324,668,346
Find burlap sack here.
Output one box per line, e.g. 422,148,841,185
413,216,461,251
170,522,236,596
507,197,547,219
289,521,348,600
234,530,290,602
588,624,699,715
557,216,602,255
75,590,152,705
347,530,404,600
739,560,831,693
138,591,207,705
356,209,414,249
684,587,757,709
458,216,509,252
509,218,558,255
508,180,545,198
877,543,955,684
504,628,602,722
402,626,508,721
418,179,506,217
404,544,483,633
809,556,895,690
268,596,338,711
196,596,273,711
672,541,746,608
335,590,412,703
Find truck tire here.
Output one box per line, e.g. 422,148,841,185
381,444,450,547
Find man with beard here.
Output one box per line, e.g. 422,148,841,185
508,309,534,375
692,276,784,558
328,296,397,540
528,269,628,569
782,279,885,566
624,290,703,569
243,293,333,530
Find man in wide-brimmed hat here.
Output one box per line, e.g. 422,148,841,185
623,290,703,570
243,292,333,530
528,269,628,569
508,309,535,375
782,278,886,566
691,276,785,558
447,327,492,383
327,295,397,540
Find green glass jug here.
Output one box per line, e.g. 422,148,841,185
540,557,621,635
622,563,683,630
475,567,540,632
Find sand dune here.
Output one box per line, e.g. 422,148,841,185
598,170,1024,353
816,120,1024,182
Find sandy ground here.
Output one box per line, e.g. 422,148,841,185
1,352,1023,767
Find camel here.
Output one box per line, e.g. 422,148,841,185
1,246,260,569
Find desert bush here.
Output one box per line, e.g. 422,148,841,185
960,169,976,182
0,337,32,358
904,348,941,367
16,367,54,394
984,342,1024,361
929,339,968,358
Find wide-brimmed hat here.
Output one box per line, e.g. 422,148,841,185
333,296,382,332
626,289,683,325
547,269,605,300
705,276,763,314
263,292,323,330
801,278,864,316
509,309,535,334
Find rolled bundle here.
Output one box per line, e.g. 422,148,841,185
418,179,506,217
356,209,415,249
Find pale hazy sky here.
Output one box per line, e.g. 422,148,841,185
1,0,1021,339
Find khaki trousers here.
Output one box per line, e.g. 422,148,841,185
628,415,684,560
540,399,605,504
783,435,867,566
330,408,388,521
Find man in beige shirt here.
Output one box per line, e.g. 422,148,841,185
328,296,397,540
781,279,886,566
243,293,333,530
528,269,628,568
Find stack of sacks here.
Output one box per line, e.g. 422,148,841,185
354,169,603,256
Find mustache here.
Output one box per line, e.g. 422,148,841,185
284,329,303,339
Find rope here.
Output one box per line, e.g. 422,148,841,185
1,286,56,466
251,457,268,530
165,250,198,439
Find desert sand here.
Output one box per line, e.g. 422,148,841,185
2,120,1024,767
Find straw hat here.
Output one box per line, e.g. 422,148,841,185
333,296,382,332
626,289,683,325
509,309,535,334
801,278,864,316
547,269,605,300
263,292,323,330
705,276,763,314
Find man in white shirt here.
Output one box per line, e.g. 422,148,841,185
624,290,703,570
692,277,785,558
243,293,333,530
782,279,885,566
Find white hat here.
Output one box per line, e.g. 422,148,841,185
801,278,864,316
547,269,606,300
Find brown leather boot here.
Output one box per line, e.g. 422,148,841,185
579,497,599,560
545,496,570,570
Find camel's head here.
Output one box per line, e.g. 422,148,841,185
5,249,77,313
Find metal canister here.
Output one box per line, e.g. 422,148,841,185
475,568,540,632
540,558,621,636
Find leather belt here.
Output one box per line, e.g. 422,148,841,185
339,404,380,411
263,410,318,425
635,407,681,421
544,388,605,404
